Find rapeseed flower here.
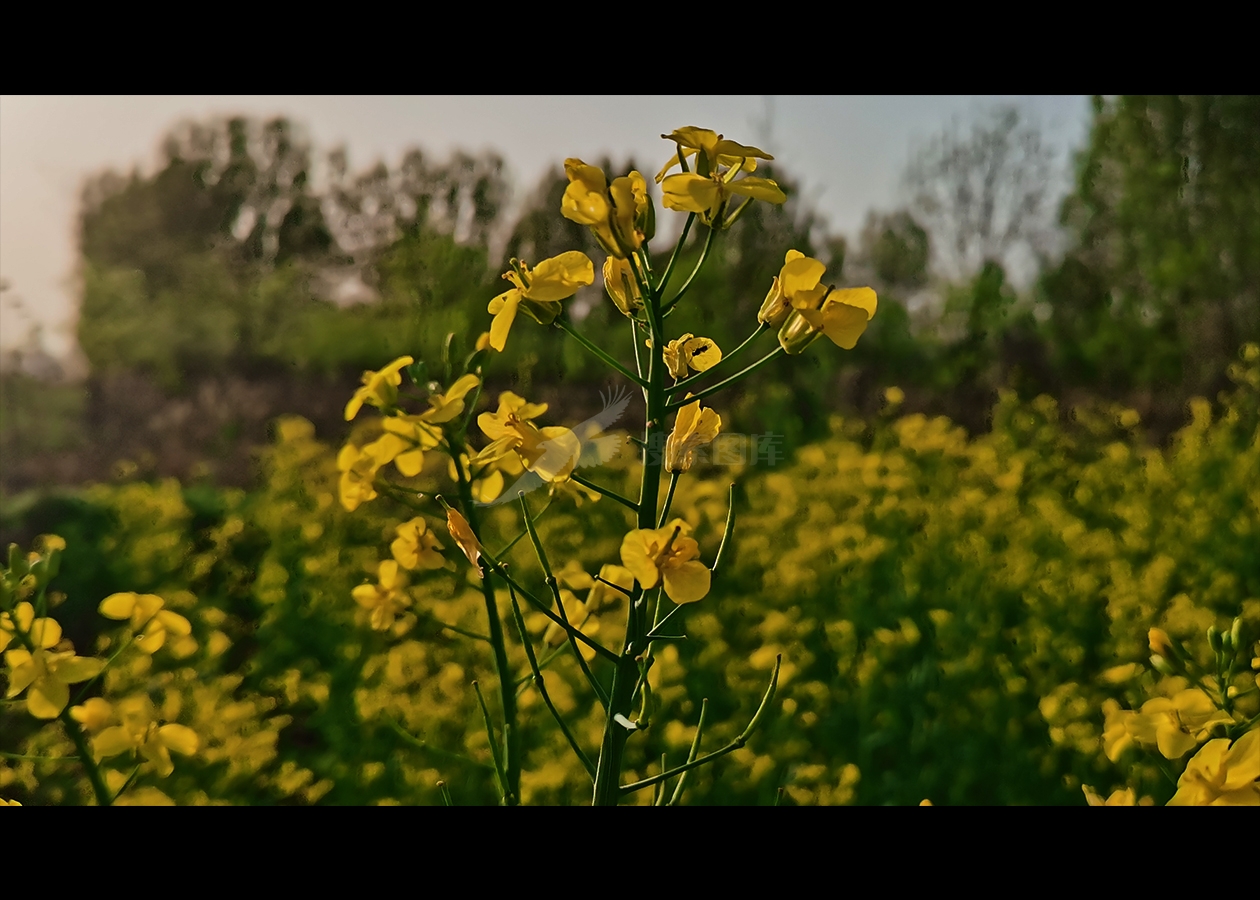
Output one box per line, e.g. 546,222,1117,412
91,694,198,776
562,159,651,258
390,518,446,571
353,559,412,631
98,592,194,655
1127,688,1232,759
604,256,644,317
4,616,104,719
662,334,722,380
478,391,581,483
658,127,784,226
1167,730,1260,805
620,519,711,605
345,356,414,421
665,398,721,474
488,253,594,352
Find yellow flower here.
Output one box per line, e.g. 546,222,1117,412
759,249,827,328
337,442,384,512
562,159,652,258
658,127,784,226
446,507,482,572
1082,785,1139,806
662,333,722,380
1127,688,1233,759
1102,698,1138,762
390,518,446,571
620,519,711,605
0,601,36,653
91,694,198,776
345,356,414,421
353,559,412,631
3,616,103,719
368,374,481,478
488,253,594,352
477,391,581,483
665,397,721,474
778,286,878,355
1167,730,1260,806
70,697,114,732
603,256,644,317
98,592,194,655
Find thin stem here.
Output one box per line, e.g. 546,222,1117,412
647,601,684,641
658,472,681,528
665,346,786,411
661,221,719,313
387,718,494,770
438,781,454,806
490,498,555,561
570,473,639,512
668,698,709,805
710,484,738,579
555,316,646,387
473,682,511,805
667,324,769,396
655,213,696,298
620,655,780,795
519,493,610,708
507,587,597,780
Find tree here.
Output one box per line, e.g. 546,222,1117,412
905,106,1058,282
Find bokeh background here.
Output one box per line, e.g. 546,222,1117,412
1,95,1257,805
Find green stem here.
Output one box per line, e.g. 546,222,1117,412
506,587,596,780
387,718,494,770
473,681,511,805
655,213,696,298
438,781,454,806
519,493,610,708
668,698,709,805
658,472,681,528
555,316,646,387
570,473,639,512
661,221,719,314
665,346,786,411
667,324,769,396
450,445,520,806
620,655,780,796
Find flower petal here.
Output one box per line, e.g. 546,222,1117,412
662,560,711,605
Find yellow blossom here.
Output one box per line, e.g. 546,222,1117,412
353,559,412,631
662,334,722,380
603,256,644,317
759,250,827,328
1082,785,1139,806
92,695,198,777
70,697,114,732
337,442,383,512
446,508,482,572
390,518,446,571
4,615,104,719
562,160,652,258
1102,698,1138,762
778,286,878,355
488,253,594,352
367,373,482,479
478,391,581,483
1167,730,1260,805
665,397,722,474
98,592,193,655
345,356,414,421
1127,688,1233,759
0,601,36,653
658,127,784,226
620,519,711,605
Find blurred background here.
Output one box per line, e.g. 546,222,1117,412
1,96,1257,805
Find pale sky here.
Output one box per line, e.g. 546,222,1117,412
0,96,1090,365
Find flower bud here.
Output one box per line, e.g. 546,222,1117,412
777,310,822,355
1207,626,1222,653
1149,628,1174,658
1150,654,1176,676
1229,617,1244,653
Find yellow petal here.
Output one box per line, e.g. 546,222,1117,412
619,530,660,589
93,725,139,759
155,610,192,637
661,174,720,214
490,291,520,352
726,176,786,205
49,655,104,683
99,591,139,621
158,723,199,756
28,617,62,650
27,678,70,719
394,448,425,478
662,560,711,605
1221,729,1260,790
780,255,826,296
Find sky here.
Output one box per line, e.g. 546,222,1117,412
0,95,1091,366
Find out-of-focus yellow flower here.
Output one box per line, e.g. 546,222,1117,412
98,592,193,655
1101,698,1137,762
0,798,20,806
353,559,412,631
603,256,644,317
365,373,482,479
665,397,721,474
446,508,482,571
4,616,103,719
662,333,722,380
345,356,414,421
390,518,445,571
620,519,711,605
478,391,581,483
1148,627,1174,657
0,601,36,652
1167,730,1260,805
449,452,507,504
658,128,783,226
919,799,932,806
562,159,652,258
337,442,384,512
1128,688,1233,759
92,695,198,777
1082,785,1139,806
70,697,114,732
488,253,594,352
